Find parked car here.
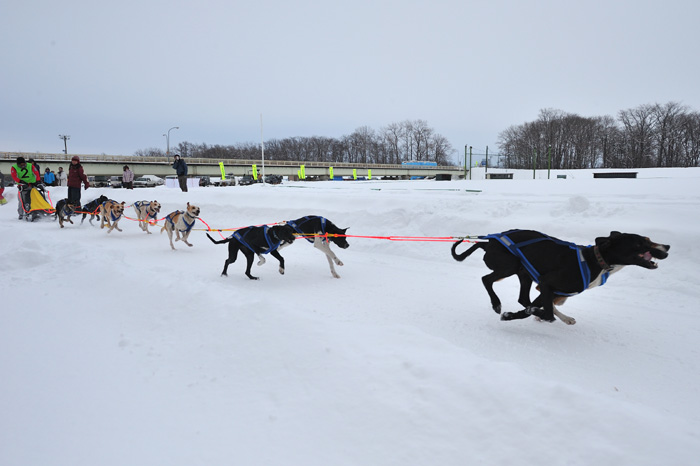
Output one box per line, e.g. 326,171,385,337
264,174,283,185
139,175,164,186
92,175,111,188
199,175,211,187
238,175,256,186
133,177,157,188
212,174,237,187
110,176,122,188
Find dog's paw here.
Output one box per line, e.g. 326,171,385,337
257,255,266,266
279,267,285,275
335,259,344,266
492,304,502,314
559,316,576,325
332,272,341,278
500,312,512,321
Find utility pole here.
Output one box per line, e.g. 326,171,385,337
464,145,468,179
58,134,70,154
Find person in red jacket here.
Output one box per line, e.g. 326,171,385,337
67,156,90,206
11,156,42,219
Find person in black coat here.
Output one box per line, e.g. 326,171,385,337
171,154,188,192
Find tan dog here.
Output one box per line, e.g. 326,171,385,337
99,200,126,233
161,202,201,250
133,200,162,234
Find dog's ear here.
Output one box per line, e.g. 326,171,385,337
595,236,609,247
120,202,125,206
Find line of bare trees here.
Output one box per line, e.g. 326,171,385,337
497,102,700,169
135,120,455,165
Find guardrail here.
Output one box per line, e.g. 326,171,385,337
0,151,459,172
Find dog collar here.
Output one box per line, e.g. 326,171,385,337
593,246,612,270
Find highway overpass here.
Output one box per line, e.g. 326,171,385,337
1,152,465,181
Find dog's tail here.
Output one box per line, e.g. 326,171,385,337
206,233,232,244
451,240,484,262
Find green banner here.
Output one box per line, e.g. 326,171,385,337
219,162,226,180
252,164,258,180
329,167,334,180
353,169,357,180
368,169,372,180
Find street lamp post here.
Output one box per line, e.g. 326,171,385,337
163,126,179,158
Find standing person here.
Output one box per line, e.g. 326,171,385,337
11,156,41,219
122,165,134,190
43,167,56,186
57,167,67,186
171,154,188,192
28,158,40,175
0,170,7,205
67,155,90,207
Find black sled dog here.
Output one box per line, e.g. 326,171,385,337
206,224,297,280
286,216,349,278
80,195,109,225
451,229,670,325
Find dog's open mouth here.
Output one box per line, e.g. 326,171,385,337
640,251,658,268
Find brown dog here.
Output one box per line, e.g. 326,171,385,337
161,202,201,250
99,200,126,233
133,200,162,234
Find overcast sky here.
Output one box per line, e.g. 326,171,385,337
2,0,699,161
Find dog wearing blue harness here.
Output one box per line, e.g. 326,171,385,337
206,224,297,280
161,202,200,250
452,229,670,324
133,200,162,234
286,216,349,278
99,200,126,234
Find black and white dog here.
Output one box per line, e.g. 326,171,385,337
206,224,297,280
53,198,76,228
286,216,349,278
80,195,109,225
451,230,670,325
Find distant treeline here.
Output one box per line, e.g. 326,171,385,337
497,102,700,169
135,120,454,165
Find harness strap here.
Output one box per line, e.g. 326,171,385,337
288,216,326,243
232,226,282,254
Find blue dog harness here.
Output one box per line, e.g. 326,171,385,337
287,216,326,243
481,230,610,296
232,226,284,254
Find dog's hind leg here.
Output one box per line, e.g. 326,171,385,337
481,270,516,314
257,254,266,266
221,244,240,276
243,252,259,280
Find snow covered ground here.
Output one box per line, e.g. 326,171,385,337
1,167,699,466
